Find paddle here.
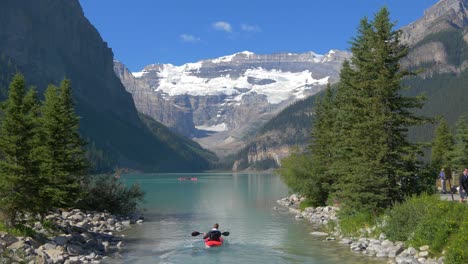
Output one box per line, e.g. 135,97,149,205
191,231,230,236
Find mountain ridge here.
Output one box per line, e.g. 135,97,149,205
114,49,351,156
0,0,213,172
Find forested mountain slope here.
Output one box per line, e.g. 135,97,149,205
0,0,213,172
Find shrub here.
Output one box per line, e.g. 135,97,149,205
382,194,439,242
78,174,145,216
0,221,37,237
338,210,377,237
299,198,315,211
409,202,464,254
382,194,467,255
445,217,468,264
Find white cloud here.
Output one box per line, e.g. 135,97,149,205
212,21,232,32
241,24,261,32
180,34,200,43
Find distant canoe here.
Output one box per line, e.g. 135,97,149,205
178,177,198,181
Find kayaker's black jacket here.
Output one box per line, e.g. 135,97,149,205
203,229,221,241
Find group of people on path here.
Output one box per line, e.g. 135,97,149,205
439,167,468,203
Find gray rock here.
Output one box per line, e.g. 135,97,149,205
1,233,19,245
419,245,430,251
378,233,387,241
388,245,404,258
340,238,353,244
44,248,64,262
418,251,429,258
381,239,394,248
8,240,26,250
69,213,84,221
310,231,329,237
67,244,85,256
54,236,69,246
41,243,56,251
116,241,124,248
69,256,80,264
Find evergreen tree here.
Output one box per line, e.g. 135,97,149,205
307,84,338,205
431,118,454,171
331,8,426,214
277,147,314,197
58,79,88,177
452,116,468,173
0,74,41,225
39,80,87,209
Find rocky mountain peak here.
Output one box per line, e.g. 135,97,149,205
401,0,468,46
114,50,350,156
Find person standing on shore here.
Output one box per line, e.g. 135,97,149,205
439,168,446,194
459,168,468,203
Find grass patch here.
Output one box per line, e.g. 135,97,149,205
299,198,316,211
445,218,468,264
338,211,377,237
0,222,37,237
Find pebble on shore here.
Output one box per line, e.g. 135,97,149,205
277,195,444,264
0,208,144,264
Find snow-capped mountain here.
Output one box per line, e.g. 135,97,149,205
114,50,350,156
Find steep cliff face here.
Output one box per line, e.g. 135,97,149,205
113,61,196,136
0,0,211,172
115,50,350,156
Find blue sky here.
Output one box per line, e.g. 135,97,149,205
79,0,439,71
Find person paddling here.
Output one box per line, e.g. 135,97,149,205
203,223,222,241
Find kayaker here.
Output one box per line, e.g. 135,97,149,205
203,223,222,241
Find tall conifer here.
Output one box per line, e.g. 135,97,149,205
452,117,468,173
431,118,454,171
332,8,426,214
307,84,337,205
0,74,41,224
39,80,87,209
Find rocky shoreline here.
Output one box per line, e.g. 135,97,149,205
0,209,143,263
277,195,445,264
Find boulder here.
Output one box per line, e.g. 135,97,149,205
67,244,85,256
310,231,328,237
8,240,26,250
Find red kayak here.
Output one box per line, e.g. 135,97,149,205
204,237,224,247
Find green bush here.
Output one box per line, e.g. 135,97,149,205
382,194,439,242
382,194,467,256
409,202,464,254
445,217,468,264
338,211,377,237
0,222,37,237
299,198,315,211
78,174,145,216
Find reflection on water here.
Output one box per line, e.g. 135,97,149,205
110,173,384,264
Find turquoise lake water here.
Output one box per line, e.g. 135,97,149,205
111,173,384,264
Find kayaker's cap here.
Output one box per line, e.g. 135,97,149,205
214,223,219,229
